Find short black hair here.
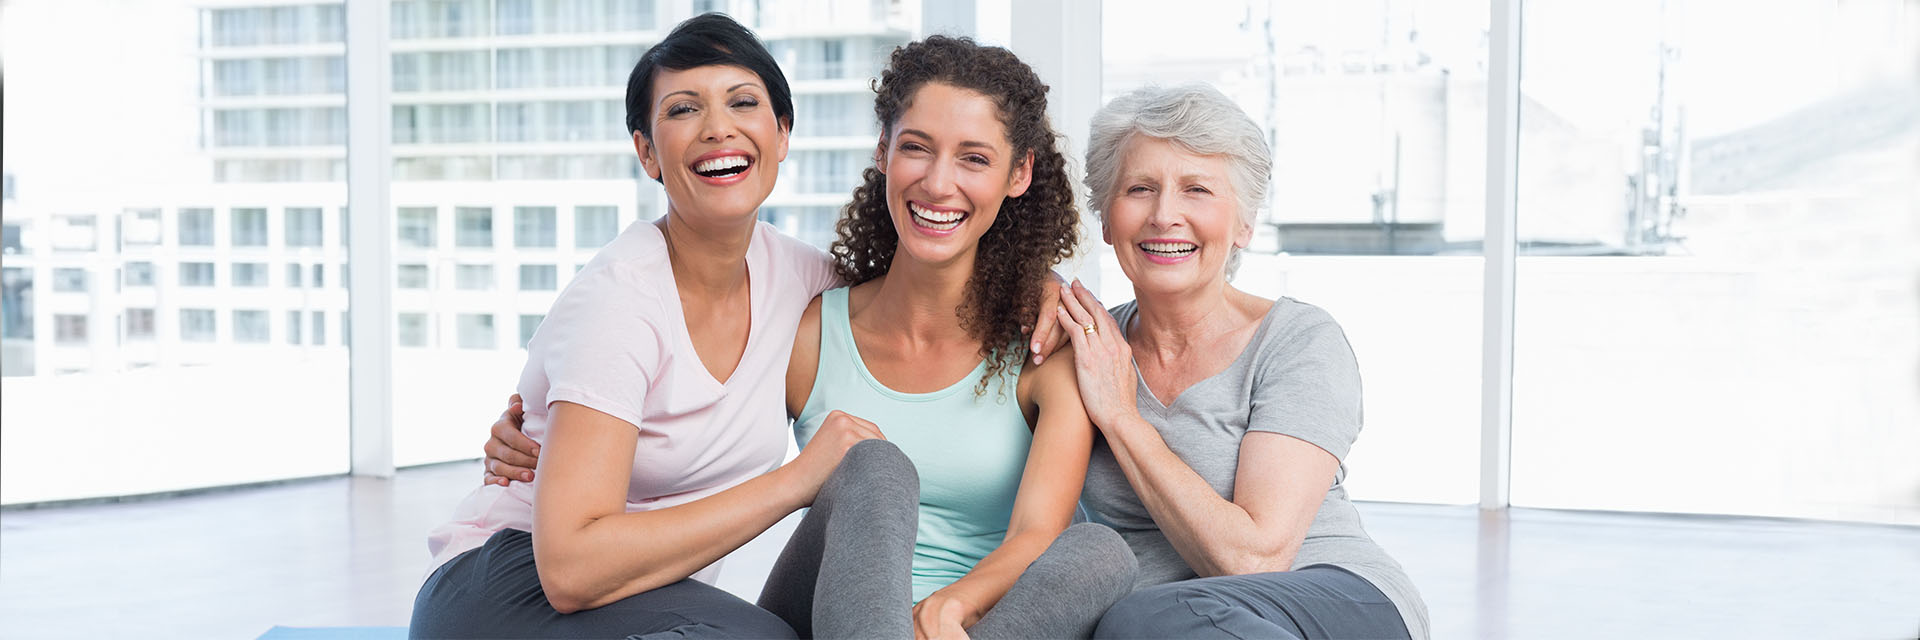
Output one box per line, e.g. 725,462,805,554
624,13,794,141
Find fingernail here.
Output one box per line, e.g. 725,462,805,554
522,472,533,481
1032,355,1043,365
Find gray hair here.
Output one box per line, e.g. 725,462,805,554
1085,84,1271,276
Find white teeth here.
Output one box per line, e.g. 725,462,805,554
1139,241,1198,255
909,203,967,227
694,155,749,173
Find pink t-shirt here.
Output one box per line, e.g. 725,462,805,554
424,220,837,583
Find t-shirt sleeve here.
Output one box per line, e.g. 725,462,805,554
791,237,841,296
535,263,665,429
1246,310,1364,461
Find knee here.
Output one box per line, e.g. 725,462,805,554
1059,523,1138,585
821,439,918,505
1092,583,1208,640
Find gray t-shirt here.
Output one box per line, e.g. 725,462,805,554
1083,298,1429,640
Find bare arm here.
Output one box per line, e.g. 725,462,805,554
1056,281,1337,576
530,401,811,613
913,351,1094,638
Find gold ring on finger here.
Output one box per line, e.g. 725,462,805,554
1083,323,1098,335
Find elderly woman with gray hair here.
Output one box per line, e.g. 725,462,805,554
1048,84,1429,639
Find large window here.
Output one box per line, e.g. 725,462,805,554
1508,0,1919,523
1101,0,1490,504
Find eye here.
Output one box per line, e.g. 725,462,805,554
730,95,760,109
899,141,929,154
665,102,696,117
1126,185,1154,195
962,153,991,167
1185,185,1213,195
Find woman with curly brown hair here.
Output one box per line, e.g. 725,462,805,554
479,34,1137,639
756,36,1136,640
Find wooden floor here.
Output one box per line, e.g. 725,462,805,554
2,462,1917,639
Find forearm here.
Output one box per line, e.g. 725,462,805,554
535,466,810,612
934,528,1063,618
1103,415,1294,576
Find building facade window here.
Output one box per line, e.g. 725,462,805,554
233,310,270,343
51,215,97,252
125,308,156,340
518,264,557,290
179,208,216,246
180,262,216,287
125,262,155,287
518,313,543,349
0,268,30,339
311,310,326,345
397,206,437,248
52,268,88,293
313,264,327,288
287,310,304,345
397,264,430,289
455,207,493,247
397,312,429,347
454,264,494,290
286,263,305,288
232,262,270,287
181,309,216,342
54,314,88,345
232,207,268,247
285,207,323,247
456,313,494,349
575,205,618,248
514,206,557,248
123,209,163,247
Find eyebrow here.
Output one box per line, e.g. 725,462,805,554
656,82,764,108
897,128,998,152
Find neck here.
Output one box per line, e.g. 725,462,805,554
656,208,754,297
862,251,977,345
1129,280,1240,365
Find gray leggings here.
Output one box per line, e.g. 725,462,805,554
409,528,796,639
757,440,1138,640
1093,565,1411,640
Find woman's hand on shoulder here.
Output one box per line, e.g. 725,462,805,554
483,393,540,486
1025,272,1069,366
1054,279,1140,431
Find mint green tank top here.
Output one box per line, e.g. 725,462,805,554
792,287,1033,602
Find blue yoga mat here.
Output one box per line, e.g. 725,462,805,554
256,626,408,640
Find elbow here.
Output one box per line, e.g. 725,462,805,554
1209,544,1300,577
538,570,593,614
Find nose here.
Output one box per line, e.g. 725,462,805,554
1147,190,1183,230
699,109,739,143
921,156,958,198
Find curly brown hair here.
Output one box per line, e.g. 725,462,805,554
830,35,1079,396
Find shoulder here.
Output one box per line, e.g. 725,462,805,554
754,222,835,275
1019,342,1080,405
1257,297,1348,352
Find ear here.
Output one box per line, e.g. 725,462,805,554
871,138,890,175
772,117,792,164
1005,150,1035,198
1100,212,1113,246
1234,216,1255,249
634,131,662,181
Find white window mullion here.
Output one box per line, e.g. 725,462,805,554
347,0,395,477
1481,0,1523,510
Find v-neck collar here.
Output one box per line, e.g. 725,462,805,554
1125,298,1283,412
647,222,760,390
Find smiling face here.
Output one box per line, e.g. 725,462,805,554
634,64,790,226
877,82,1033,269
1103,135,1252,296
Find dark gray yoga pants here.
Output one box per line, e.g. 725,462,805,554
1093,565,1410,640
410,528,797,639
757,439,1138,639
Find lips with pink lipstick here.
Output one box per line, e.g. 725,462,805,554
908,201,969,235
690,149,753,185
1138,239,1198,264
